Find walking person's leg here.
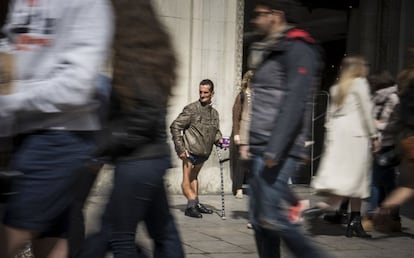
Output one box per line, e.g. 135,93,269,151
346,198,371,238
145,175,184,258
109,159,170,258
253,157,330,258
68,165,100,258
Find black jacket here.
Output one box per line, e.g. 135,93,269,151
249,28,321,162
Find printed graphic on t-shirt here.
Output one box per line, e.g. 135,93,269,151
8,0,57,50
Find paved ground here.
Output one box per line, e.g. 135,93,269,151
84,184,414,258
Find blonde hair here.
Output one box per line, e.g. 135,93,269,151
335,56,369,107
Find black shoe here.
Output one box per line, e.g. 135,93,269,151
301,206,324,219
346,212,371,238
185,206,202,218
346,219,372,238
196,203,213,214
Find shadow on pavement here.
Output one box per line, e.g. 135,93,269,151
305,218,346,236
170,204,218,213
230,210,249,220
371,231,414,240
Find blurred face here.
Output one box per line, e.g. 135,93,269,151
199,84,214,104
251,5,283,35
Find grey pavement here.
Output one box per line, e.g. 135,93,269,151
84,184,414,258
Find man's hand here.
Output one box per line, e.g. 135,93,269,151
179,150,189,160
234,134,240,145
239,145,250,160
264,159,278,168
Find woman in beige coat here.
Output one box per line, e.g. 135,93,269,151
303,56,380,238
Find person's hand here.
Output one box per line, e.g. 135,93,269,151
239,145,250,160
264,159,277,168
234,134,240,145
372,138,381,153
179,150,189,160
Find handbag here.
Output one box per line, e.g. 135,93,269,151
375,146,400,167
401,136,414,160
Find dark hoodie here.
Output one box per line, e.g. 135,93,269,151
249,27,321,162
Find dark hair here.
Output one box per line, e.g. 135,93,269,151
398,46,414,94
200,79,214,92
256,0,301,24
368,71,395,92
111,0,176,110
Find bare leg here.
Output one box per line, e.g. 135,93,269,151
189,163,203,200
1,226,33,258
382,187,414,208
33,238,68,258
181,159,196,201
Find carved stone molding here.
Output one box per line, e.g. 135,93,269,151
234,0,244,92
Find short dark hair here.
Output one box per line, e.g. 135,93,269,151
199,79,214,92
256,0,300,24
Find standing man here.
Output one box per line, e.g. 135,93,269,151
171,79,223,218
244,1,329,257
0,0,112,257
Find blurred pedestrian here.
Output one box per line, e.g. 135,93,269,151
0,0,112,257
231,70,253,198
376,47,414,222
247,1,328,257
362,71,400,232
170,79,224,219
79,0,185,257
304,56,380,238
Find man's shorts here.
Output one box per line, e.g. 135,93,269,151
3,130,95,237
188,153,208,165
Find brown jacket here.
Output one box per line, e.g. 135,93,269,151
170,101,222,157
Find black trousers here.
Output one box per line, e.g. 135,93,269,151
230,140,250,195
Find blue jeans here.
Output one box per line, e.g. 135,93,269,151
108,158,184,258
249,156,329,258
369,160,397,214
